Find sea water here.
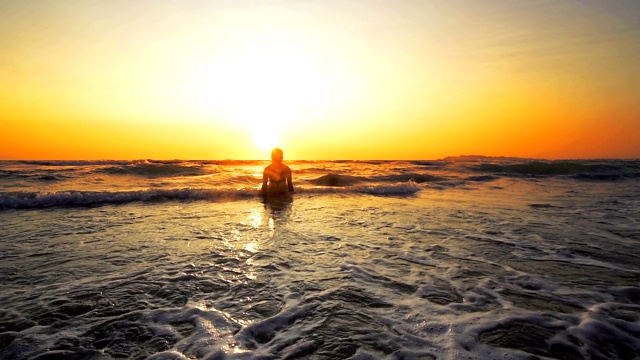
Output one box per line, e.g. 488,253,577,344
1,158,639,359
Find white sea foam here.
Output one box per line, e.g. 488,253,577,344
0,183,421,209
0,160,639,359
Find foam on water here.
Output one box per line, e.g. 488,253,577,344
0,183,421,210
1,159,639,195
1,159,639,359
0,188,253,209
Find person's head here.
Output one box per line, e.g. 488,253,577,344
271,148,284,163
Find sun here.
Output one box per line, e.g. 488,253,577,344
252,125,280,152
200,41,330,133
169,29,360,158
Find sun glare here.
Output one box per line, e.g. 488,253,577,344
162,26,366,158
210,45,328,123
177,40,331,151
252,125,280,152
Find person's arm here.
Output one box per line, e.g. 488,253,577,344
261,170,268,195
287,168,294,193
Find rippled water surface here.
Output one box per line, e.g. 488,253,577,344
1,160,640,359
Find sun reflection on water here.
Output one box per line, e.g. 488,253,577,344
195,301,253,327
244,242,258,253
246,208,262,228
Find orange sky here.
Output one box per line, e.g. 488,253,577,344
1,0,639,160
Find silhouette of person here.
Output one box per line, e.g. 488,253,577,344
261,148,293,197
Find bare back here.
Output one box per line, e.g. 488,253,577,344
262,163,293,196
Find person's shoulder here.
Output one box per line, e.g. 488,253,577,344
283,164,292,172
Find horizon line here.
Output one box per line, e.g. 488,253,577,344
2,155,639,162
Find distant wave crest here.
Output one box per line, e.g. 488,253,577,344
472,161,640,179
19,160,143,166
97,163,207,177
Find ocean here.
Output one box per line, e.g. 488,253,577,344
1,157,639,359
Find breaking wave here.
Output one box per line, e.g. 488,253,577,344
0,183,421,210
307,173,440,186
308,174,364,186
1,188,241,209
374,173,441,183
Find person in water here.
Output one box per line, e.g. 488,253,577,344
261,148,294,197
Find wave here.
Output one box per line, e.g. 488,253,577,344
308,174,365,186
471,161,640,179
440,155,532,162
306,173,440,186
0,183,421,210
18,160,142,166
203,160,265,166
0,170,69,181
0,169,30,179
293,167,334,174
97,163,208,177
570,173,629,181
374,173,441,183
36,175,63,181
304,182,421,195
0,188,255,210
473,161,588,175
16,159,229,167
226,175,263,186
409,160,448,167
465,175,500,182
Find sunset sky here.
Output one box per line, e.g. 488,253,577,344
1,0,639,160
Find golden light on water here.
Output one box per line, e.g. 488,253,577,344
242,207,275,255
246,208,263,229
244,242,259,254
